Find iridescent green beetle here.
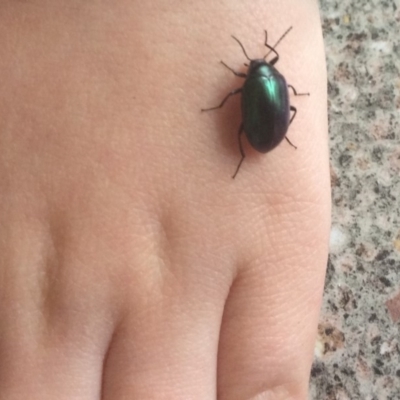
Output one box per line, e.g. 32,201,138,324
202,27,309,178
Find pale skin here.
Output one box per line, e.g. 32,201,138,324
0,0,330,399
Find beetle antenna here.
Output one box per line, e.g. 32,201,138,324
263,26,293,59
231,35,252,61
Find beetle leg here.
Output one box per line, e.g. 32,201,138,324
231,36,252,61
232,123,245,179
201,88,242,112
288,85,310,96
285,105,298,149
263,30,280,65
289,105,297,125
264,26,293,59
221,61,247,78
285,136,297,149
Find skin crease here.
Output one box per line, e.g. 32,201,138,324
0,0,330,399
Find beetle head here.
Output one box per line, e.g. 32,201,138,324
248,59,269,74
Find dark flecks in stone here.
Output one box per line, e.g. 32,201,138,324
324,258,335,290
311,363,325,377
341,367,355,376
328,80,340,97
346,32,368,42
339,153,352,167
373,366,383,375
371,336,382,346
379,276,392,287
372,147,384,162
329,300,339,313
375,249,390,261
356,263,365,272
369,313,377,322
376,359,384,367
340,290,352,308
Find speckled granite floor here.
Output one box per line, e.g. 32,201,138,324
310,1,400,399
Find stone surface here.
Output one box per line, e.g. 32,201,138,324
310,1,400,399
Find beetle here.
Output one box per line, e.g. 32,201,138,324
201,27,309,179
